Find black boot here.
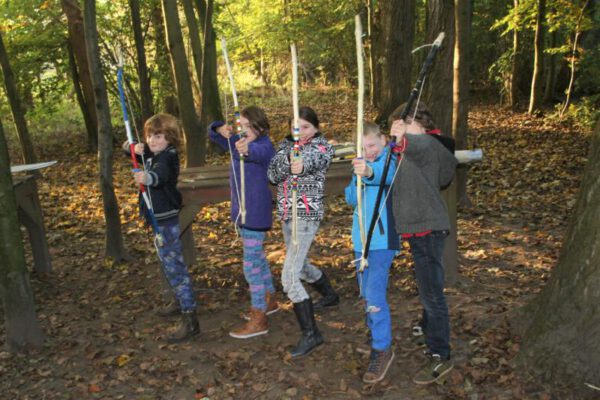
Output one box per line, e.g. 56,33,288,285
167,310,200,343
311,272,340,310
290,299,324,358
156,300,181,318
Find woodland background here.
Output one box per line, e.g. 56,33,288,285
1,0,600,399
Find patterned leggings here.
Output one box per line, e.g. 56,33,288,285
156,220,196,312
241,228,275,311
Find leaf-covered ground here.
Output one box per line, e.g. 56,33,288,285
1,90,593,399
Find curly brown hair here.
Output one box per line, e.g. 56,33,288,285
144,113,182,147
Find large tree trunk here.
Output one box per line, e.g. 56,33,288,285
129,0,154,124
82,0,126,260
0,33,37,164
197,0,223,126
162,0,205,166
422,0,457,285
516,117,600,394
453,0,472,209
372,0,415,123
61,0,98,152
528,0,546,114
0,118,45,352
509,0,521,110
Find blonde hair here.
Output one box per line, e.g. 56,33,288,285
144,113,181,147
363,122,382,137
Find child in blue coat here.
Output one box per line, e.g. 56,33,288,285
345,122,399,384
209,106,279,339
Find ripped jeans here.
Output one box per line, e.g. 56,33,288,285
355,249,396,351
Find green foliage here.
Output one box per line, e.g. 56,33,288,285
214,0,361,88
549,96,600,129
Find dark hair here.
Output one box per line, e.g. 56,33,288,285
298,106,319,129
241,105,270,136
144,113,181,147
388,102,436,131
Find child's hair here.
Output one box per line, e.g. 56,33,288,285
241,106,270,136
363,122,382,137
388,102,436,131
144,113,181,147
299,106,319,129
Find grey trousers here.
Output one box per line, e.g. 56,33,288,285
281,219,323,303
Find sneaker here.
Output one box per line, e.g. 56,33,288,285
230,308,268,339
362,348,395,384
412,354,453,385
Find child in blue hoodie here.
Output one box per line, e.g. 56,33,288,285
209,106,278,339
345,122,399,384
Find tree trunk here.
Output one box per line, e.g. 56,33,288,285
151,0,176,113
453,0,472,208
372,0,415,123
366,0,375,106
198,0,223,126
66,40,96,148
129,0,154,124
161,0,205,166
528,0,546,115
422,0,457,285
61,0,98,152
182,0,204,91
0,33,37,164
82,0,126,260
543,29,558,104
509,0,520,110
516,117,600,394
0,118,45,352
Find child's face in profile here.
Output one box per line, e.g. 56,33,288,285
363,132,386,161
240,115,258,142
146,132,169,153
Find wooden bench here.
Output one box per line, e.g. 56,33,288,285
177,150,482,266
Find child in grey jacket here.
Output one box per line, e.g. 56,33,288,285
268,106,339,358
389,102,457,385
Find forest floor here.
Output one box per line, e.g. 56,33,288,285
1,89,595,399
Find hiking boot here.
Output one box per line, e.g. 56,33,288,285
413,354,454,385
156,301,181,318
311,272,340,310
230,308,268,339
363,348,395,384
290,299,324,358
242,292,280,320
167,310,200,343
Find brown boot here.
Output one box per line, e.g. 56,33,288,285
265,291,280,316
242,292,280,320
230,308,268,339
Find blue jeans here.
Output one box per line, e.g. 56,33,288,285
407,230,450,359
355,250,396,351
157,219,196,312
